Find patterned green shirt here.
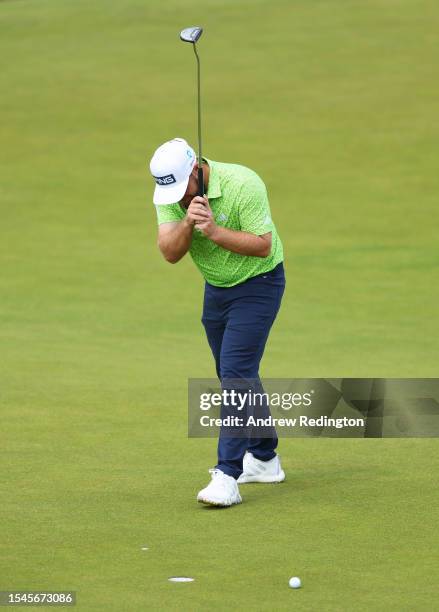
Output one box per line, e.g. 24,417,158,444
155,158,284,287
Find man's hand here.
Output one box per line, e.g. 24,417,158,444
187,197,218,239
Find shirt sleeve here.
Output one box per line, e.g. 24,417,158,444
238,175,274,236
155,203,185,225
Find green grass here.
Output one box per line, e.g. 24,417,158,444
1,0,438,609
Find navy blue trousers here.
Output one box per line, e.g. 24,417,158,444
201,262,286,479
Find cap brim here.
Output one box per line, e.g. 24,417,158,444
153,176,190,205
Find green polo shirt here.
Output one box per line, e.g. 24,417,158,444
154,158,283,287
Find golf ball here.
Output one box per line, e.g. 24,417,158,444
289,576,302,589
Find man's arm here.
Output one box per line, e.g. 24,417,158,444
157,219,193,264
207,226,271,257
158,196,272,262
195,199,272,258
157,197,211,264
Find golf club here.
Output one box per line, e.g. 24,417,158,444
180,26,204,198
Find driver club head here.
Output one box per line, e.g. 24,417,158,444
180,27,203,44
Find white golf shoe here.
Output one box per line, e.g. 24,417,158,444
197,469,242,507
237,452,285,484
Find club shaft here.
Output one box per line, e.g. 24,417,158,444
193,43,204,197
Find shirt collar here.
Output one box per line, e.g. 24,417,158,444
204,158,222,200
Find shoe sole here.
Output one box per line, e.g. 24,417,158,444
237,470,286,484
197,496,242,507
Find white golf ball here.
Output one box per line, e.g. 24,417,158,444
289,576,302,589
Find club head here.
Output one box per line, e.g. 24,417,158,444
180,27,203,44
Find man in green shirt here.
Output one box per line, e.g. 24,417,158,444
150,137,286,507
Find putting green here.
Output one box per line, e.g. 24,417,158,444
1,0,438,609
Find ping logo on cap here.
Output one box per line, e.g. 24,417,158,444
154,174,176,186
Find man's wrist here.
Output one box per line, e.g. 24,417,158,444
183,215,195,229
208,224,222,242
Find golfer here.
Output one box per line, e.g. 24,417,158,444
149,137,286,507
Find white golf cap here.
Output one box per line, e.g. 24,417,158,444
149,138,196,205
